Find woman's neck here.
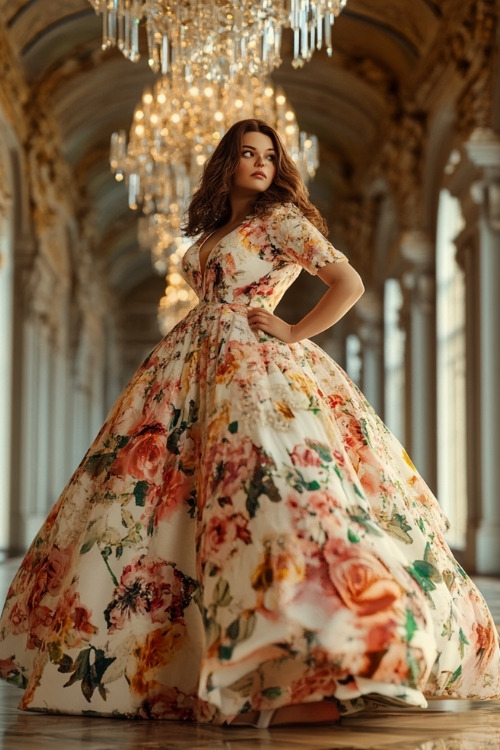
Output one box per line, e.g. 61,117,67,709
228,195,255,225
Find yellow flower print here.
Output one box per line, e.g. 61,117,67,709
402,448,416,471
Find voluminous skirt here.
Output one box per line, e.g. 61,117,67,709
1,300,499,722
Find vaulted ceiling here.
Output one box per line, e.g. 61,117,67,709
1,0,443,305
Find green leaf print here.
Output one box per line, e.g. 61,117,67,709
307,396,321,415
218,644,233,660
360,418,372,447
404,609,418,642
261,686,283,700
246,492,260,519
186,491,197,519
219,612,257,660
447,664,462,686
406,560,441,594
167,403,198,454
5,670,28,690
286,467,321,494
84,451,116,478
261,475,281,502
169,406,181,429
121,507,135,528
63,646,116,702
84,435,129,478
353,483,365,499
458,627,470,659
347,528,360,543
245,464,281,517
306,440,333,463
213,578,232,607
386,511,413,544
167,426,184,455
187,399,198,424
133,480,149,506
406,649,421,687
305,480,321,491
230,612,256,643
349,508,383,536
423,542,441,572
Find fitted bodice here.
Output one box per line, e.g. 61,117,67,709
182,218,302,311
181,203,348,311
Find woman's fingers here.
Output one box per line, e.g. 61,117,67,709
247,308,293,343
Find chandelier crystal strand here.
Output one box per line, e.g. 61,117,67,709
89,0,347,75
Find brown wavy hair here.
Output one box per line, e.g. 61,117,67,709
182,119,328,237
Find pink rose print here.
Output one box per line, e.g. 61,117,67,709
7,602,28,635
207,434,259,497
51,584,98,648
0,657,18,680
105,556,197,633
290,666,339,704
324,541,402,617
200,505,251,571
111,427,167,483
142,464,193,527
46,546,73,596
290,444,322,468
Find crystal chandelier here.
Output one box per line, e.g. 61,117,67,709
112,73,319,334
89,0,347,76
110,72,319,220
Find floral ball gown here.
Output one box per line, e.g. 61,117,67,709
1,203,499,723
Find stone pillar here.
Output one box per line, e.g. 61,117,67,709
397,281,412,451
454,228,481,571
401,231,437,493
464,128,500,573
356,290,384,414
0,152,13,556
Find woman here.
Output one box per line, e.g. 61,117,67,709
0,119,499,729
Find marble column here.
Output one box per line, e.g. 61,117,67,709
464,128,500,574
401,231,437,493
356,290,385,414
454,229,481,571
0,163,13,556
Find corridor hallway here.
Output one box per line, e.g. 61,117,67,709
1,559,499,750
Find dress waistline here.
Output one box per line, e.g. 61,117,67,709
195,300,248,312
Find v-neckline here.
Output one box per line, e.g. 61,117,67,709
197,217,251,281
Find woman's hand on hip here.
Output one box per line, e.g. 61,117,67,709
247,307,296,343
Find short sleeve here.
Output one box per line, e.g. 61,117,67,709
268,203,348,275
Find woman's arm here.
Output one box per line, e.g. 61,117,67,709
247,260,364,343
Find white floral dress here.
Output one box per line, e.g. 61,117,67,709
0,203,499,722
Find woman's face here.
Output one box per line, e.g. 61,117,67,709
232,131,277,196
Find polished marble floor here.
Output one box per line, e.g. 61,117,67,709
1,559,499,750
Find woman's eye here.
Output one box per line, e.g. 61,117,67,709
242,150,253,157
266,154,275,161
